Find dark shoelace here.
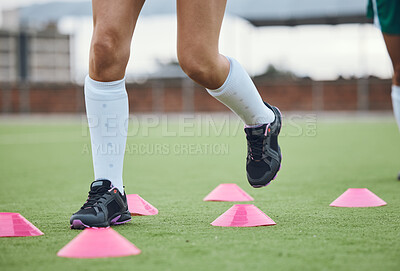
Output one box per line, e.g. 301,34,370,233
81,186,110,209
247,134,265,161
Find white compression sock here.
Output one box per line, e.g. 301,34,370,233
392,85,400,131
84,75,128,193
207,56,275,126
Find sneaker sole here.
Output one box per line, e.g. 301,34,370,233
70,212,132,229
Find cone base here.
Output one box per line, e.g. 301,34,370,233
211,204,276,227
330,188,387,208
57,228,141,258
127,194,158,216
0,213,44,237
330,203,387,208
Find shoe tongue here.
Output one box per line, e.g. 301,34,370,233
91,179,112,191
245,124,267,137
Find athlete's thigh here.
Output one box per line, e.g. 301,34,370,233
383,34,400,68
176,0,227,55
92,0,145,44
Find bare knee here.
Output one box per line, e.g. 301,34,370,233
90,29,130,81
178,51,228,89
178,53,211,83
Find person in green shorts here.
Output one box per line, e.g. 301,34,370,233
367,0,400,180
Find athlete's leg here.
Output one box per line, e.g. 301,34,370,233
71,0,145,228
382,34,400,131
90,0,144,81
176,0,228,89
177,0,281,187
86,0,144,193
177,0,275,126
370,0,400,179
382,34,400,85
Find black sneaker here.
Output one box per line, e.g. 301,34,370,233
70,180,131,229
245,102,282,188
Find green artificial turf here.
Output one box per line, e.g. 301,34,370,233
0,115,399,271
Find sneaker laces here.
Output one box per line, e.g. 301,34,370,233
247,134,265,161
81,186,110,209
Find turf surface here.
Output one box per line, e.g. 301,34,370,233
0,115,399,271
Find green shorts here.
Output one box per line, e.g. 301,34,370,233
367,0,400,34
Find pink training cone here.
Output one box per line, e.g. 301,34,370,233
211,204,276,227
57,227,141,258
127,194,158,216
0,212,44,237
203,183,254,202
330,188,387,207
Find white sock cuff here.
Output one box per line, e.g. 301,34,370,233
84,75,127,101
206,56,237,96
392,85,400,99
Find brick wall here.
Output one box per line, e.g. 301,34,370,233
257,81,314,111
368,80,393,111
323,81,358,111
0,77,392,113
